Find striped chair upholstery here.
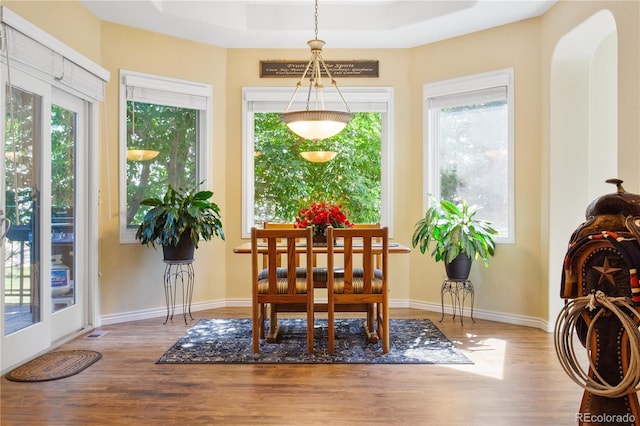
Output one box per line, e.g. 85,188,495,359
258,266,329,286
331,268,384,294
257,274,308,295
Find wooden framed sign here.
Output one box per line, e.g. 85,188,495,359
260,60,379,78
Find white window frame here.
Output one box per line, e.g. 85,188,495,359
241,86,394,239
423,68,515,243
118,70,212,243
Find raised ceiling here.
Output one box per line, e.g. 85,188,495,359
80,0,557,49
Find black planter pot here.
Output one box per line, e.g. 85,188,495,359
444,253,472,281
162,231,195,262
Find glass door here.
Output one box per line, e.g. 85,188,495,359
1,72,88,370
50,89,86,341
2,72,51,368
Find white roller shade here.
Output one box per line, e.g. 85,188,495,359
243,87,392,113
429,86,507,110
123,73,210,110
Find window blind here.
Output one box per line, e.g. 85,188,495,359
428,86,507,110
123,73,210,110
0,7,109,101
244,88,392,113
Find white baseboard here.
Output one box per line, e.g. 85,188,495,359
100,298,551,331
408,300,551,331
99,299,226,326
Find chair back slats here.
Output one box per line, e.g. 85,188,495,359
266,237,278,294
286,237,299,295
263,222,319,268
352,223,382,268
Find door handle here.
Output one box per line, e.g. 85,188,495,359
0,209,11,241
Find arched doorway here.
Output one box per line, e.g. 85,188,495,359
547,10,617,328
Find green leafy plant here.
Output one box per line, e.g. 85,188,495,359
135,182,224,249
411,198,497,266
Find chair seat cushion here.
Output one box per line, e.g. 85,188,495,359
258,267,327,282
305,267,382,283
257,276,308,294
257,267,382,293
331,268,383,294
257,267,316,294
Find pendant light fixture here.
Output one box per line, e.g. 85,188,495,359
300,150,337,163
126,91,159,162
280,0,353,141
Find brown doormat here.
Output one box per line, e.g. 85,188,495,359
4,350,102,382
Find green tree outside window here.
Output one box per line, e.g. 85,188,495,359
254,112,381,225
126,101,198,227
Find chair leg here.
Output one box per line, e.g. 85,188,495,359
259,303,266,338
382,300,389,354
267,303,280,343
307,305,314,354
361,304,379,344
253,300,260,353
328,295,335,353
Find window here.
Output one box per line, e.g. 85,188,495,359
242,87,394,238
119,71,212,243
424,69,514,242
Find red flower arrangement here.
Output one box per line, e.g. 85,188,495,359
294,202,353,236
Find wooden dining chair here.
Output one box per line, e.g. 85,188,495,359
327,226,389,353
251,226,315,353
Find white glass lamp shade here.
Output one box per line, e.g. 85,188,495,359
300,151,337,163
281,110,353,141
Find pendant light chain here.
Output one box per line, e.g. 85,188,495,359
314,0,319,40
279,0,353,141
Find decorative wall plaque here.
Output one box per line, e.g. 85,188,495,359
260,60,379,78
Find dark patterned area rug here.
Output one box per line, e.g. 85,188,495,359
157,318,472,364
5,350,102,382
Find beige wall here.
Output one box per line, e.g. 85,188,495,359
3,0,640,327
97,23,229,317
409,19,544,320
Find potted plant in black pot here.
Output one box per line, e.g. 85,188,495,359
135,182,225,261
411,197,497,280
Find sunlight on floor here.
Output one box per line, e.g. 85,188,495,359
445,332,507,380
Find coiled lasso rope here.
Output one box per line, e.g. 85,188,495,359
554,290,640,398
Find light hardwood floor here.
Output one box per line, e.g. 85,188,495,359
1,307,585,425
